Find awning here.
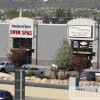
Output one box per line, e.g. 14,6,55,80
73,51,91,54
6,48,30,51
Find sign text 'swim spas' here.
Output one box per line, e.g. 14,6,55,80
10,30,32,35
9,17,34,38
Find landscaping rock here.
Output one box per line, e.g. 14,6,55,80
33,78,41,83
50,79,59,84
10,76,14,81
31,76,35,80
25,77,31,80
40,78,47,84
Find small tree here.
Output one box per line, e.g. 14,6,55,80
53,38,74,69
5,10,19,19
22,11,35,18
7,47,28,67
56,8,65,18
66,9,72,21
7,47,28,100
70,55,87,77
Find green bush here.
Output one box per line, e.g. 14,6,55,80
25,71,35,77
44,70,56,79
71,73,76,77
38,74,50,79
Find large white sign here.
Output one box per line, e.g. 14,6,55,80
9,17,34,38
68,26,92,38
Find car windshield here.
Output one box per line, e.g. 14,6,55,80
31,68,39,70
0,63,5,65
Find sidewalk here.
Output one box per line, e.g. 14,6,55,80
0,84,100,100
0,84,67,100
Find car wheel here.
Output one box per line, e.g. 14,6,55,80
40,72,44,74
1,68,5,73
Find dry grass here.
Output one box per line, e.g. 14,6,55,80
96,76,100,82
58,70,65,80
44,70,56,79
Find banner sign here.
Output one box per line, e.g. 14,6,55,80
69,26,92,38
9,17,34,38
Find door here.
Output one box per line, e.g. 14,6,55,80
13,38,32,64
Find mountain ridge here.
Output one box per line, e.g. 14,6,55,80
0,0,100,9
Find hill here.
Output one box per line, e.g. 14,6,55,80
0,0,100,9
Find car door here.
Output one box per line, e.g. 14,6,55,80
5,63,10,72
10,63,15,72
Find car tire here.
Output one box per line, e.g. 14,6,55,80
1,68,5,73
40,72,44,74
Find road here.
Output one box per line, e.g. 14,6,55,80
25,97,57,100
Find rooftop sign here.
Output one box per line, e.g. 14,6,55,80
9,17,34,38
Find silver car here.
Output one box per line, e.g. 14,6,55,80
25,67,44,75
0,62,15,72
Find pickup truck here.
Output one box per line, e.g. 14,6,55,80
0,62,15,72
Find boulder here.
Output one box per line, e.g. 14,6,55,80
33,78,41,83
40,78,47,84
25,77,31,80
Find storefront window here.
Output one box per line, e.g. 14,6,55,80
13,38,32,64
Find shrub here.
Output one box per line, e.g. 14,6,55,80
44,70,56,79
58,70,65,80
96,76,100,82
71,73,77,77
25,71,35,77
38,74,50,79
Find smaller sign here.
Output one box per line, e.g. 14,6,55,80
80,41,87,46
69,26,92,38
51,56,54,60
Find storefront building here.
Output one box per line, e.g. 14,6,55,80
67,18,99,69
0,17,100,69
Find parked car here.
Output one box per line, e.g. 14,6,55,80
80,71,100,81
0,62,15,73
25,67,44,75
51,64,74,71
51,64,58,71
66,66,74,71
0,90,13,100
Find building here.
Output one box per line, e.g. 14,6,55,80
0,17,100,69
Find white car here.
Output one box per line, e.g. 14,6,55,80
0,62,15,72
51,64,58,70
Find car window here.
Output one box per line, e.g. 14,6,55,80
0,92,13,100
32,68,39,70
1,92,5,97
5,63,9,66
0,63,5,65
10,63,13,65
5,92,12,100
